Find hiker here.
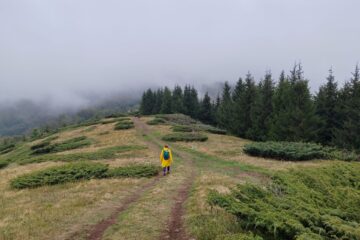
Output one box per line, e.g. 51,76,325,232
160,145,173,176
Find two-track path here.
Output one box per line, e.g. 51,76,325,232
83,117,195,240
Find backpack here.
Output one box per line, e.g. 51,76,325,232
163,150,170,160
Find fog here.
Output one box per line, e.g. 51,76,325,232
0,0,359,109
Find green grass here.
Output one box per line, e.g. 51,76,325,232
10,162,160,189
31,136,92,155
244,141,359,161
208,163,360,240
106,165,160,178
162,133,208,142
177,145,267,175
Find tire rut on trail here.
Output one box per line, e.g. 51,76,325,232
133,117,196,240
86,177,160,240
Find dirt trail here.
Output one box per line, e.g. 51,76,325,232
86,177,160,240
133,117,195,240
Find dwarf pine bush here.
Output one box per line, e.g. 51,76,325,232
107,165,160,178
208,163,360,240
11,162,160,189
146,118,166,125
114,120,134,130
31,136,91,154
243,141,358,161
162,133,208,142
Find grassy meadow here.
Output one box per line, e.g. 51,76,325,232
0,114,359,240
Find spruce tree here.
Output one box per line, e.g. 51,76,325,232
216,82,233,129
140,89,155,115
315,68,339,145
232,78,245,135
171,85,184,113
335,65,360,150
160,87,172,114
247,72,274,141
199,92,213,124
189,86,200,118
152,89,163,114
183,85,192,116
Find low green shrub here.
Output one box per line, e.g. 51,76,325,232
162,133,208,142
208,163,360,240
10,162,159,189
243,141,327,161
30,141,51,150
0,143,15,154
0,160,9,169
104,113,127,118
10,162,108,189
31,136,92,155
156,114,196,125
215,233,263,240
171,125,193,132
107,164,160,178
206,127,227,135
146,118,166,125
114,120,134,130
244,141,359,161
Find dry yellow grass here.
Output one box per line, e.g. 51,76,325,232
0,161,155,240
103,163,190,240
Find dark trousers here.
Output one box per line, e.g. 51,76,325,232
163,166,170,175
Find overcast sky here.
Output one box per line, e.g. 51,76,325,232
0,0,359,108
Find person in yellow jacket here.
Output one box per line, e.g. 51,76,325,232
160,145,173,176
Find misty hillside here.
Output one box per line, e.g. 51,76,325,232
0,97,139,136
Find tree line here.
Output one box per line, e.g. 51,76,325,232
140,64,360,151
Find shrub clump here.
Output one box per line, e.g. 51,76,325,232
0,143,15,154
146,117,166,125
162,133,208,142
208,163,360,240
31,136,92,155
10,162,108,189
114,120,134,130
10,162,160,189
171,125,193,132
106,165,160,178
0,160,9,169
206,127,227,135
244,141,358,161
243,141,327,161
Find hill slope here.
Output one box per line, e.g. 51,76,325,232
0,114,359,240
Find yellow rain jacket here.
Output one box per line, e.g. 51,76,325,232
160,147,173,167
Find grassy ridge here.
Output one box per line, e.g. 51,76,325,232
208,163,360,240
10,162,160,189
